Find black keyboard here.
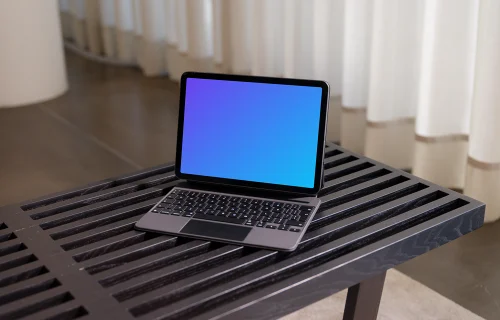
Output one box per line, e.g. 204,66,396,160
150,188,315,233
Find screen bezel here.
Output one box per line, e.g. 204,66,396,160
175,72,329,195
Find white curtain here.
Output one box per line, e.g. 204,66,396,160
60,0,500,222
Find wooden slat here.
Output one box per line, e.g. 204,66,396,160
96,241,211,287
0,252,36,273
110,246,243,302
0,273,58,306
81,236,178,274
124,250,276,316
0,286,71,320
320,173,406,207
37,189,164,230
0,263,48,289
56,216,140,251
0,240,26,258
321,167,389,193
21,300,88,320
301,188,445,249
28,184,143,219
48,198,160,240
70,231,153,262
312,180,420,227
323,159,368,178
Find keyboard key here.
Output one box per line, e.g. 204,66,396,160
228,213,239,219
289,227,301,232
272,207,284,213
256,222,265,227
229,197,239,202
160,210,171,215
172,211,182,216
261,217,273,223
162,199,174,204
183,212,193,217
239,203,250,209
265,225,277,229
188,191,198,196
284,203,292,208
250,199,262,205
209,194,219,199
291,204,300,209
300,206,314,213
219,195,229,201
152,209,159,213
273,218,284,225
286,220,304,227
240,198,250,204
263,201,274,207
273,202,283,208
278,224,288,231
299,216,309,222
245,220,257,226
199,193,208,198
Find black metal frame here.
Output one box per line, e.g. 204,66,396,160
0,142,484,320
176,71,330,195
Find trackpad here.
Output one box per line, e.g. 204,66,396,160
180,220,251,241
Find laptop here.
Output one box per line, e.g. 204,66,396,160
135,72,329,251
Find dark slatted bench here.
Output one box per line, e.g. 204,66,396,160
0,142,484,320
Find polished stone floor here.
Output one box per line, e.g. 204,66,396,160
0,51,498,319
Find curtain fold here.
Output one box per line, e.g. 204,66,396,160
59,0,500,222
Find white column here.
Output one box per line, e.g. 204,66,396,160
342,0,372,108
313,0,344,96
59,0,72,39
212,0,231,73
186,0,214,72
364,0,423,169
412,0,479,189
313,0,344,142
69,0,87,49
99,0,116,57
284,0,314,79
139,0,167,75
251,0,284,77
114,0,135,62
85,0,102,55
465,0,500,222
340,0,373,153
0,0,68,107
230,0,254,74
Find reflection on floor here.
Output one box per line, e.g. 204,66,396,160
0,51,498,319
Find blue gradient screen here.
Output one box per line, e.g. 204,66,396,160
180,78,323,188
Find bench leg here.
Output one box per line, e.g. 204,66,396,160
342,271,387,320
